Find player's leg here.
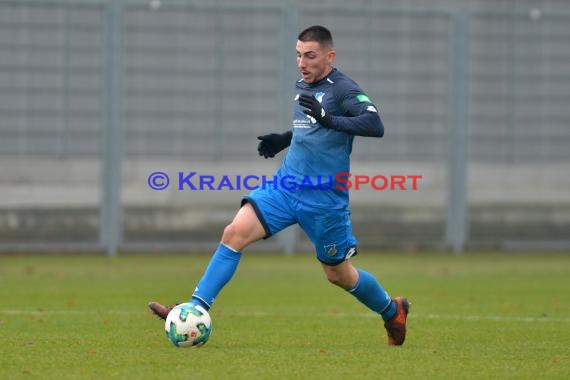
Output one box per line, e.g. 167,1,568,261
320,259,397,323
189,202,266,310
149,203,265,318
320,259,409,345
150,187,296,318
300,207,409,345
190,188,297,311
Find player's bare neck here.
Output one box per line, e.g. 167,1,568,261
313,66,334,84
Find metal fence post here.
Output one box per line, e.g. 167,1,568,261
278,5,300,255
100,0,124,256
445,12,470,253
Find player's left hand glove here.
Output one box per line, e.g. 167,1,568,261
298,94,334,129
257,131,292,159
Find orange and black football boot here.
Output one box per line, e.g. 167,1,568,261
383,297,410,346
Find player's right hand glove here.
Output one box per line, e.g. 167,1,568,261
257,131,292,159
298,94,334,129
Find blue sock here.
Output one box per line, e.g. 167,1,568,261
348,269,397,321
190,243,241,310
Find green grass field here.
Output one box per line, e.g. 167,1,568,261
1,252,569,379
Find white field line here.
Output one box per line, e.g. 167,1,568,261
0,309,569,323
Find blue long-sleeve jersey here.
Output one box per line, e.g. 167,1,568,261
276,68,384,209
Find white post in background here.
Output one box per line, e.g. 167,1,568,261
278,5,300,255
101,0,124,256
446,12,470,253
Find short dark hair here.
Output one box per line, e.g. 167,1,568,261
298,25,333,48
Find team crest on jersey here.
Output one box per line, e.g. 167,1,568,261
324,244,337,257
314,92,325,103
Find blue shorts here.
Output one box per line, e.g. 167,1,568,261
242,187,358,266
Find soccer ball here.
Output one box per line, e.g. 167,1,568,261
164,303,212,348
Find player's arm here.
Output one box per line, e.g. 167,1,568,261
298,89,384,137
328,107,383,137
333,89,384,137
257,131,293,159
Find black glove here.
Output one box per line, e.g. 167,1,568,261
257,131,292,159
298,94,334,128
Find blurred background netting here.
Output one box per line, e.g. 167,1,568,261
0,0,569,254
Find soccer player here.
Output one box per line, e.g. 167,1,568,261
149,25,409,346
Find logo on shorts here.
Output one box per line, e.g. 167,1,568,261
346,247,357,259
324,244,337,257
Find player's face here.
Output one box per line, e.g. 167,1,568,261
296,40,335,84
